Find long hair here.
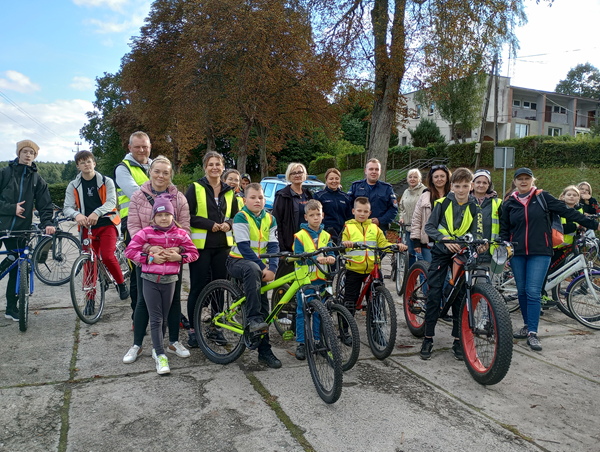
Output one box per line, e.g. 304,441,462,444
427,166,451,205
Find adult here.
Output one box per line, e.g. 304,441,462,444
577,181,600,215
313,168,352,243
223,168,245,210
0,140,55,321
185,151,239,347
470,169,501,263
499,168,599,352
114,131,152,316
348,158,398,234
411,165,451,263
122,155,191,363
398,168,426,267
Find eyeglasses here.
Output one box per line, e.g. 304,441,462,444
430,164,448,173
20,149,35,156
476,169,491,175
290,171,304,176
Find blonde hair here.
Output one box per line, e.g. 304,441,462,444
285,162,307,182
129,131,150,145
407,168,422,182
561,185,580,201
149,155,174,178
305,199,322,213
578,181,592,196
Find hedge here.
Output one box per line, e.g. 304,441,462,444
48,182,69,208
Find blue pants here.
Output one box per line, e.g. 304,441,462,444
418,246,432,263
296,285,325,343
510,255,551,334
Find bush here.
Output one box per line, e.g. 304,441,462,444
172,173,194,193
408,118,446,148
48,182,69,208
308,155,337,175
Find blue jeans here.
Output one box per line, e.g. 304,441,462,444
407,234,418,268
296,285,324,343
417,246,432,263
510,255,551,334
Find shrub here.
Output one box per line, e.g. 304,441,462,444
308,155,337,175
48,182,69,208
408,118,446,148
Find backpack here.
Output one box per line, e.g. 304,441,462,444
535,189,564,247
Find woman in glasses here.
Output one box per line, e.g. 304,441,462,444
471,169,501,264
410,165,451,263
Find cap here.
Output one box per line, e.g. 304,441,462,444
16,140,40,158
152,194,175,218
241,173,251,182
514,167,533,178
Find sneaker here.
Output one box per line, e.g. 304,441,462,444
123,345,142,364
258,350,282,369
248,319,268,333
420,339,433,360
527,333,542,351
187,331,199,348
83,299,95,316
166,341,190,358
117,283,130,301
295,343,306,360
5,309,19,322
279,317,292,325
452,340,464,361
207,328,228,346
154,352,171,375
513,325,528,339
180,314,190,330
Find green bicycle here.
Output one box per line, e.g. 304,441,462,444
194,247,346,404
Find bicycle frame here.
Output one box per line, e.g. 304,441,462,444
0,238,35,296
352,257,383,311
81,228,117,287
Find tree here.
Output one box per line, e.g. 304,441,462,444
555,63,600,99
61,160,78,182
408,118,445,148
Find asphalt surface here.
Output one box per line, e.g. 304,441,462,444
1,239,600,452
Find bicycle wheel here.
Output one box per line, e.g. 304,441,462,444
395,251,409,296
567,273,600,329
70,254,105,324
551,280,575,318
304,298,343,404
32,233,81,286
490,267,520,313
366,285,397,359
115,240,131,282
403,261,429,337
327,301,360,371
334,267,347,303
271,283,297,337
18,260,30,332
460,283,513,386
194,279,246,364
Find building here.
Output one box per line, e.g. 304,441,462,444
397,75,600,146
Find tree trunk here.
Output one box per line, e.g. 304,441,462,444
236,117,253,174
256,122,269,179
171,142,181,173
206,127,216,153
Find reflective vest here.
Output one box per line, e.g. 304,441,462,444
344,222,379,267
229,211,273,262
560,207,584,246
490,198,502,241
435,197,475,238
236,196,244,211
74,177,121,230
294,229,331,281
116,160,149,218
190,183,234,249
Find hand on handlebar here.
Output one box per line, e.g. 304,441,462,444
395,243,408,252
45,226,56,235
342,241,354,249
477,243,489,254
317,255,336,265
442,237,461,253
262,268,275,282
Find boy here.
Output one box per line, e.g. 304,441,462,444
292,200,336,360
64,151,128,306
226,183,282,368
421,167,483,361
341,197,407,319
239,173,251,196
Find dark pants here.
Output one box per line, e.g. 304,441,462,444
133,265,182,347
122,217,138,318
187,247,229,329
425,251,463,338
0,237,27,311
342,269,369,315
143,280,176,355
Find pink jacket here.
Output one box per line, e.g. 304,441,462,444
410,191,432,246
125,225,199,275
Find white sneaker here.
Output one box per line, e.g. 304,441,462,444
154,351,170,375
279,317,292,325
123,345,142,364
166,341,190,358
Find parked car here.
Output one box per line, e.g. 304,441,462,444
260,174,326,210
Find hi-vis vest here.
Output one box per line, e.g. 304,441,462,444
434,197,476,238
235,195,244,211
294,229,330,281
344,222,379,268
190,183,234,249
74,176,121,230
116,160,149,218
559,207,584,246
490,198,501,241
229,211,273,262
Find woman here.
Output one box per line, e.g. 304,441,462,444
399,169,426,267
471,169,501,263
313,168,352,243
123,155,192,364
223,169,245,210
499,168,599,352
410,165,451,263
577,181,600,215
185,151,238,347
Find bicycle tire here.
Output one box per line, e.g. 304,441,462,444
194,279,246,364
327,301,360,371
395,251,409,296
567,273,600,329
403,261,429,337
490,268,520,313
271,283,297,337
115,240,131,282
18,260,30,332
305,298,343,404
33,233,81,286
551,280,575,318
70,254,105,324
460,283,513,386
366,285,397,360
334,267,347,302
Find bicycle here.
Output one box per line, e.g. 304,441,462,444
336,244,400,360
69,226,131,324
194,247,346,404
403,235,514,385
388,222,410,296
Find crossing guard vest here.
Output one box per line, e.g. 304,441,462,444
344,222,379,271
116,160,149,218
435,197,476,238
294,229,331,281
559,207,584,246
229,211,273,263
190,183,234,249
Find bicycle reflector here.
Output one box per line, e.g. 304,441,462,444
491,244,512,274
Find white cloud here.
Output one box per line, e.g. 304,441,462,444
72,0,129,13
80,1,151,36
0,70,41,94
69,76,95,91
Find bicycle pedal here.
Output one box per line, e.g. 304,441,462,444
384,275,391,280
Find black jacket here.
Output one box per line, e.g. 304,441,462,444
185,177,238,248
313,187,352,240
499,190,598,256
272,185,313,252
0,159,53,232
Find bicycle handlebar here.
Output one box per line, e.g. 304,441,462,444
0,229,48,241
434,234,518,248
261,246,348,262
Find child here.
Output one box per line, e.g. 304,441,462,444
341,197,407,318
559,185,583,247
125,196,199,375
226,183,282,368
64,151,129,305
422,167,483,361
223,169,245,210
292,200,336,360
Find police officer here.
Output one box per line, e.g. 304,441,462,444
348,158,398,234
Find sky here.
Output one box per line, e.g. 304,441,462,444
1,0,599,163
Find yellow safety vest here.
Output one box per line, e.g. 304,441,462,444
294,229,331,281
229,211,273,262
236,196,244,211
435,197,475,238
344,222,379,271
490,198,501,241
559,207,584,246
190,183,234,249
116,160,149,218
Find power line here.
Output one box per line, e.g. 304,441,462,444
0,109,38,135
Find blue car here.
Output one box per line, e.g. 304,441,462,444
260,175,325,210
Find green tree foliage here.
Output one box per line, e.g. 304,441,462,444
61,160,78,182
408,118,445,148
555,63,600,99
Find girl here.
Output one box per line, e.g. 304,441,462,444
577,181,600,215
125,195,199,374
559,185,583,247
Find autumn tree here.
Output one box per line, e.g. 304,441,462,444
555,63,600,99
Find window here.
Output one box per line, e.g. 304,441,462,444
263,182,275,198
515,123,528,138
549,127,561,137
401,136,407,146
513,99,521,107
523,101,530,109
531,103,537,110
553,105,566,114
429,103,434,115
416,105,421,118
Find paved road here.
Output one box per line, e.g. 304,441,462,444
1,257,599,452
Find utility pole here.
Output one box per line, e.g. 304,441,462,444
494,55,500,146
475,55,497,171
74,141,82,152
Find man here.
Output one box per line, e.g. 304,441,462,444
114,131,152,315
348,158,398,234
0,140,55,321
